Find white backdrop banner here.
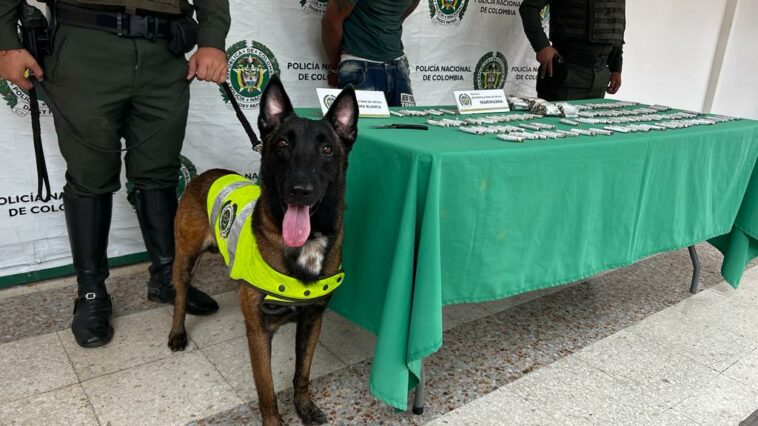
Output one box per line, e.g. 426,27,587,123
0,0,543,283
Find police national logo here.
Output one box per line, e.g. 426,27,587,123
219,201,237,238
220,40,281,110
176,155,198,200
300,0,328,15
458,93,472,106
474,51,508,90
323,94,336,109
428,0,469,25
0,79,52,117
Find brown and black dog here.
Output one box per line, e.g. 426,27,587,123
167,75,358,425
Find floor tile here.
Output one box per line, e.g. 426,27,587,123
673,289,758,342
627,305,754,372
82,351,242,426
201,323,346,402
479,286,567,315
674,374,758,426
0,287,75,345
181,290,246,349
184,403,260,426
441,303,497,331
573,329,719,409
723,347,758,392
0,333,77,403
318,311,376,365
0,384,97,425
59,307,188,381
508,357,661,426
426,387,556,426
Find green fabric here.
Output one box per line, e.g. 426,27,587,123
709,156,758,286
44,24,190,195
322,102,758,410
207,174,345,305
341,0,412,62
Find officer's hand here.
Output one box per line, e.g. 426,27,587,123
0,49,43,91
536,46,558,79
187,47,228,84
607,72,622,94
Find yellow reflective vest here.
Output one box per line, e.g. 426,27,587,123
207,174,345,306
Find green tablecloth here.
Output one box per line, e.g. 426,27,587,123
324,103,758,410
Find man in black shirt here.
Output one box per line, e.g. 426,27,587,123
519,0,625,101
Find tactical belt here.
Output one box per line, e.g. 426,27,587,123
56,3,171,39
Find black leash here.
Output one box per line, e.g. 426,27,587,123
220,81,261,152
28,83,51,202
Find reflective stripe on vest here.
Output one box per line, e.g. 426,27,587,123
206,174,345,306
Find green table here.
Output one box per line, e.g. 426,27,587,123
325,102,758,410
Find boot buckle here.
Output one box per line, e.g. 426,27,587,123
85,292,97,300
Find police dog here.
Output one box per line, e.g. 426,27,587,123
167,75,358,426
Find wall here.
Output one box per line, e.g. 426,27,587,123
710,0,758,120
608,0,728,111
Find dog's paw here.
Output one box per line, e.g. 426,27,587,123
261,415,284,426
168,331,188,351
295,399,328,425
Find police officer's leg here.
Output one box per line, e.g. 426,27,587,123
536,66,560,101
588,66,611,99
44,25,134,347
124,37,217,315
557,63,597,101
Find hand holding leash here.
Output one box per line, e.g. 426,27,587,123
0,49,43,90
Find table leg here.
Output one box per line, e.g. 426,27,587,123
413,361,425,415
688,245,701,294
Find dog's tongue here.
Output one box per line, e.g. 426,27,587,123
282,204,311,247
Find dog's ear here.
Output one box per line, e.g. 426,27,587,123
325,85,359,151
258,74,294,137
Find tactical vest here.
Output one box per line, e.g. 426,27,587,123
74,0,182,15
549,0,626,45
207,174,345,307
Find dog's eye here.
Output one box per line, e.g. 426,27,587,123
321,145,333,155
277,139,288,148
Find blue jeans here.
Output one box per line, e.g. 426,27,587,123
337,58,414,107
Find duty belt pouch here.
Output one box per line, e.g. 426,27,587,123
167,16,198,56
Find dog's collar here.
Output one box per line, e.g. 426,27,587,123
208,174,345,308
247,230,345,306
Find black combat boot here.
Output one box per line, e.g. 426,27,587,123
133,187,218,316
64,193,114,348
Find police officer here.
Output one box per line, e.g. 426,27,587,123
0,0,229,347
519,0,625,101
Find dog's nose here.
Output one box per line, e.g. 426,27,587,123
289,183,314,198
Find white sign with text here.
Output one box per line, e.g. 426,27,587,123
453,89,510,114
317,88,391,118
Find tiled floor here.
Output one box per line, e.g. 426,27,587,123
0,244,755,425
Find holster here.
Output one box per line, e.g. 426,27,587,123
167,15,198,56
